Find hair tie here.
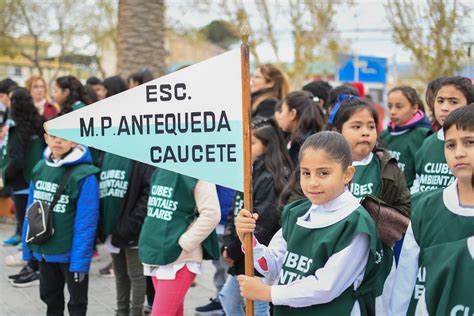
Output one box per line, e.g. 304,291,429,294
312,96,320,103
328,94,359,125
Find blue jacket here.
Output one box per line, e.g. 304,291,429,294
216,185,235,225
22,145,100,273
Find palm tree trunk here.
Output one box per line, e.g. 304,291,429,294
117,0,166,79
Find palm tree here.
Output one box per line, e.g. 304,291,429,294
117,0,166,79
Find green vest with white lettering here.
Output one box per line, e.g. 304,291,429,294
99,153,133,235
27,161,99,254
417,238,473,315
350,154,382,199
138,169,219,265
232,191,244,217
407,189,474,315
415,132,454,192
275,199,389,316
380,127,430,188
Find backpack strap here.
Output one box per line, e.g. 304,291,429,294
49,167,74,211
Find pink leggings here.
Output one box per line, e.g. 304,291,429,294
151,266,196,316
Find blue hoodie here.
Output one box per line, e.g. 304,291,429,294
22,145,99,273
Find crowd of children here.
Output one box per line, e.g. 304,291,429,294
0,67,472,316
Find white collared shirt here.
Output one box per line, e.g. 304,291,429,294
251,191,370,313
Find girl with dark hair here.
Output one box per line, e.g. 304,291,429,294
326,84,359,115
278,91,325,165
236,131,389,315
53,76,90,113
331,98,410,271
390,105,474,316
380,86,432,188
128,69,154,88
220,117,292,316
2,88,45,286
251,64,290,118
424,76,446,132
412,76,474,193
103,76,129,98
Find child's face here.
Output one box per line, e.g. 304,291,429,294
388,91,418,126
251,134,266,163
52,83,69,106
93,84,107,100
300,148,354,205
444,126,474,183
434,85,467,126
278,102,297,133
0,93,10,107
44,134,76,159
341,108,377,161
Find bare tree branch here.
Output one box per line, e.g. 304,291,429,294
386,0,468,81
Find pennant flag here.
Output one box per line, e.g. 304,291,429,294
45,49,244,191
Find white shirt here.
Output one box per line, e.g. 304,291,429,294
251,191,370,312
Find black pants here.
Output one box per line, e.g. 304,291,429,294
39,261,88,316
146,276,155,306
13,193,28,236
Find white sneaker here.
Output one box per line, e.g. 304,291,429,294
5,252,24,267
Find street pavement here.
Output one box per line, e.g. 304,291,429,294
0,221,218,316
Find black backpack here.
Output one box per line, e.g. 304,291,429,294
26,167,74,245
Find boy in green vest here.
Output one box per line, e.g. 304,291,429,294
414,237,473,315
390,105,474,315
22,131,100,316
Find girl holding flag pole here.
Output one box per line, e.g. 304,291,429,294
236,131,389,315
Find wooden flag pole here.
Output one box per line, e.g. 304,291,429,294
240,25,254,316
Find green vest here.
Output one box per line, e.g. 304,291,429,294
90,148,103,167
417,238,473,315
415,132,454,192
380,127,430,188
23,136,46,183
27,161,99,254
71,100,86,111
350,154,382,199
0,129,45,185
0,126,11,184
99,153,133,235
274,199,389,316
407,189,474,315
138,169,219,265
232,191,244,217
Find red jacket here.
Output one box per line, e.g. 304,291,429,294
43,102,58,120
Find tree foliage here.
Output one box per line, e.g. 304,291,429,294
386,0,469,81
200,20,239,49
0,0,118,78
